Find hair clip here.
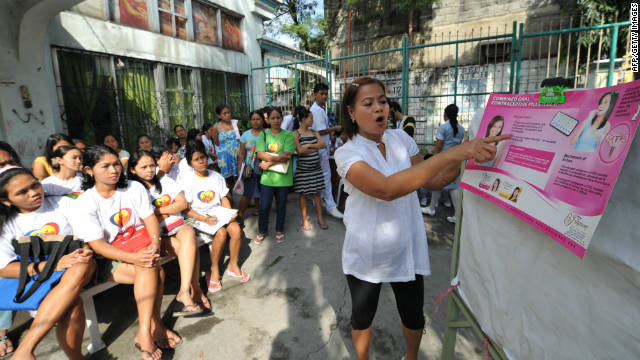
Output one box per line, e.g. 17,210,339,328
351,83,359,87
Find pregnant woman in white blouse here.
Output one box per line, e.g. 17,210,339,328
334,77,508,360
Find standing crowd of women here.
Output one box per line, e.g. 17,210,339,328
0,79,506,359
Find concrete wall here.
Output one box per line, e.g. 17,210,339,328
0,0,273,164
0,0,84,164
326,0,563,68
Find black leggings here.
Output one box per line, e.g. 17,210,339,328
346,274,425,330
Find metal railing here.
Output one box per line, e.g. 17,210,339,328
251,18,633,146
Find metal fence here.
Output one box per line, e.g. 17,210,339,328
251,18,632,147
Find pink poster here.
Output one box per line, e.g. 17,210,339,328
461,80,640,258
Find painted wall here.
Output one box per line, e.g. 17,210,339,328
0,0,274,164
0,0,84,165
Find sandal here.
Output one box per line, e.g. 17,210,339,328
198,295,212,312
318,222,328,230
275,233,285,243
172,301,204,318
0,336,14,359
206,272,223,293
154,329,182,350
302,222,312,231
155,333,182,350
226,269,251,282
135,343,161,360
254,234,265,244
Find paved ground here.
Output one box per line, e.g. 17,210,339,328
10,193,483,359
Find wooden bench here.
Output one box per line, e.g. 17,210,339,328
81,232,213,353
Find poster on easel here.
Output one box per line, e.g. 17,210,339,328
461,80,640,258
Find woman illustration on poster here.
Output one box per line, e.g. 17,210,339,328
571,91,619,153
477,115,507,168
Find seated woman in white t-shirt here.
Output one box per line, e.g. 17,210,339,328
127,150,210,314
72,145,180,360
0,167,94,359
180,140,249,294
41,145,84,197
334,77,509,360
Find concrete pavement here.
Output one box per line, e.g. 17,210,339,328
10,193,482,359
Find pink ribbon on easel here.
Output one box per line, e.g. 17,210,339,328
431,282,460,316
483,338,495,360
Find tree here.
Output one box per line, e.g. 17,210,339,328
264,0,328,55
344,0,440,47
561,0,630,57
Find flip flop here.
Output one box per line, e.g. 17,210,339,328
135,343,160,360
254,234,265,244
317,222,328,230
205,272,223,293
198,296,212,312
302,222,312,231
226,269,251,282
154,330,182,350
0,336,14,359
172,301,204,317
275,233,285,243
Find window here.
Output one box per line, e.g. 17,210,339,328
221,12,242,52
159,0,188,39
200,70,225,122
118,0,149,29
193,1,218,46
164,66,196,131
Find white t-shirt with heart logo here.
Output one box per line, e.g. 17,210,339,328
180,170,229,216
147,176,184,230
0,196,74,269
71,181,154,244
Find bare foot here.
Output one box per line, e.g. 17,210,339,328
9,348,35,360
153,327,182,349
134,334,161,360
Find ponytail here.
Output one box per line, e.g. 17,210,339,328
444,104,459,137
0,168,36,231
293,106,310,130
81,145,127,190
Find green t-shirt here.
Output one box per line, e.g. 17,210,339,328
256,129,295,187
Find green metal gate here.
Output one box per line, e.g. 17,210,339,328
251,19,632,147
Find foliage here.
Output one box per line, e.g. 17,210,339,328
264,0,327,55
562,0,630,57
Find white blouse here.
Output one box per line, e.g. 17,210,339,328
334,129,431,283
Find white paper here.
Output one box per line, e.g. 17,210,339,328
187,207,238,235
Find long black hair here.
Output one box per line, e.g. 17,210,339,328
81,145,127,190
591,91,619,130
45,133,73,170
293,106,310,130
0,167,36,230
0,142,22,167
127,150,162,193
444,104,460,137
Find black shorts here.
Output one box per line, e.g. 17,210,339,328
346,274,425,330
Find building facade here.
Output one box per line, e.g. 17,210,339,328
0,0,277,161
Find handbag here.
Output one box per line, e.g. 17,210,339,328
243,160,253,179
111,226,151,253
253,131,266,176
0,235,83,309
